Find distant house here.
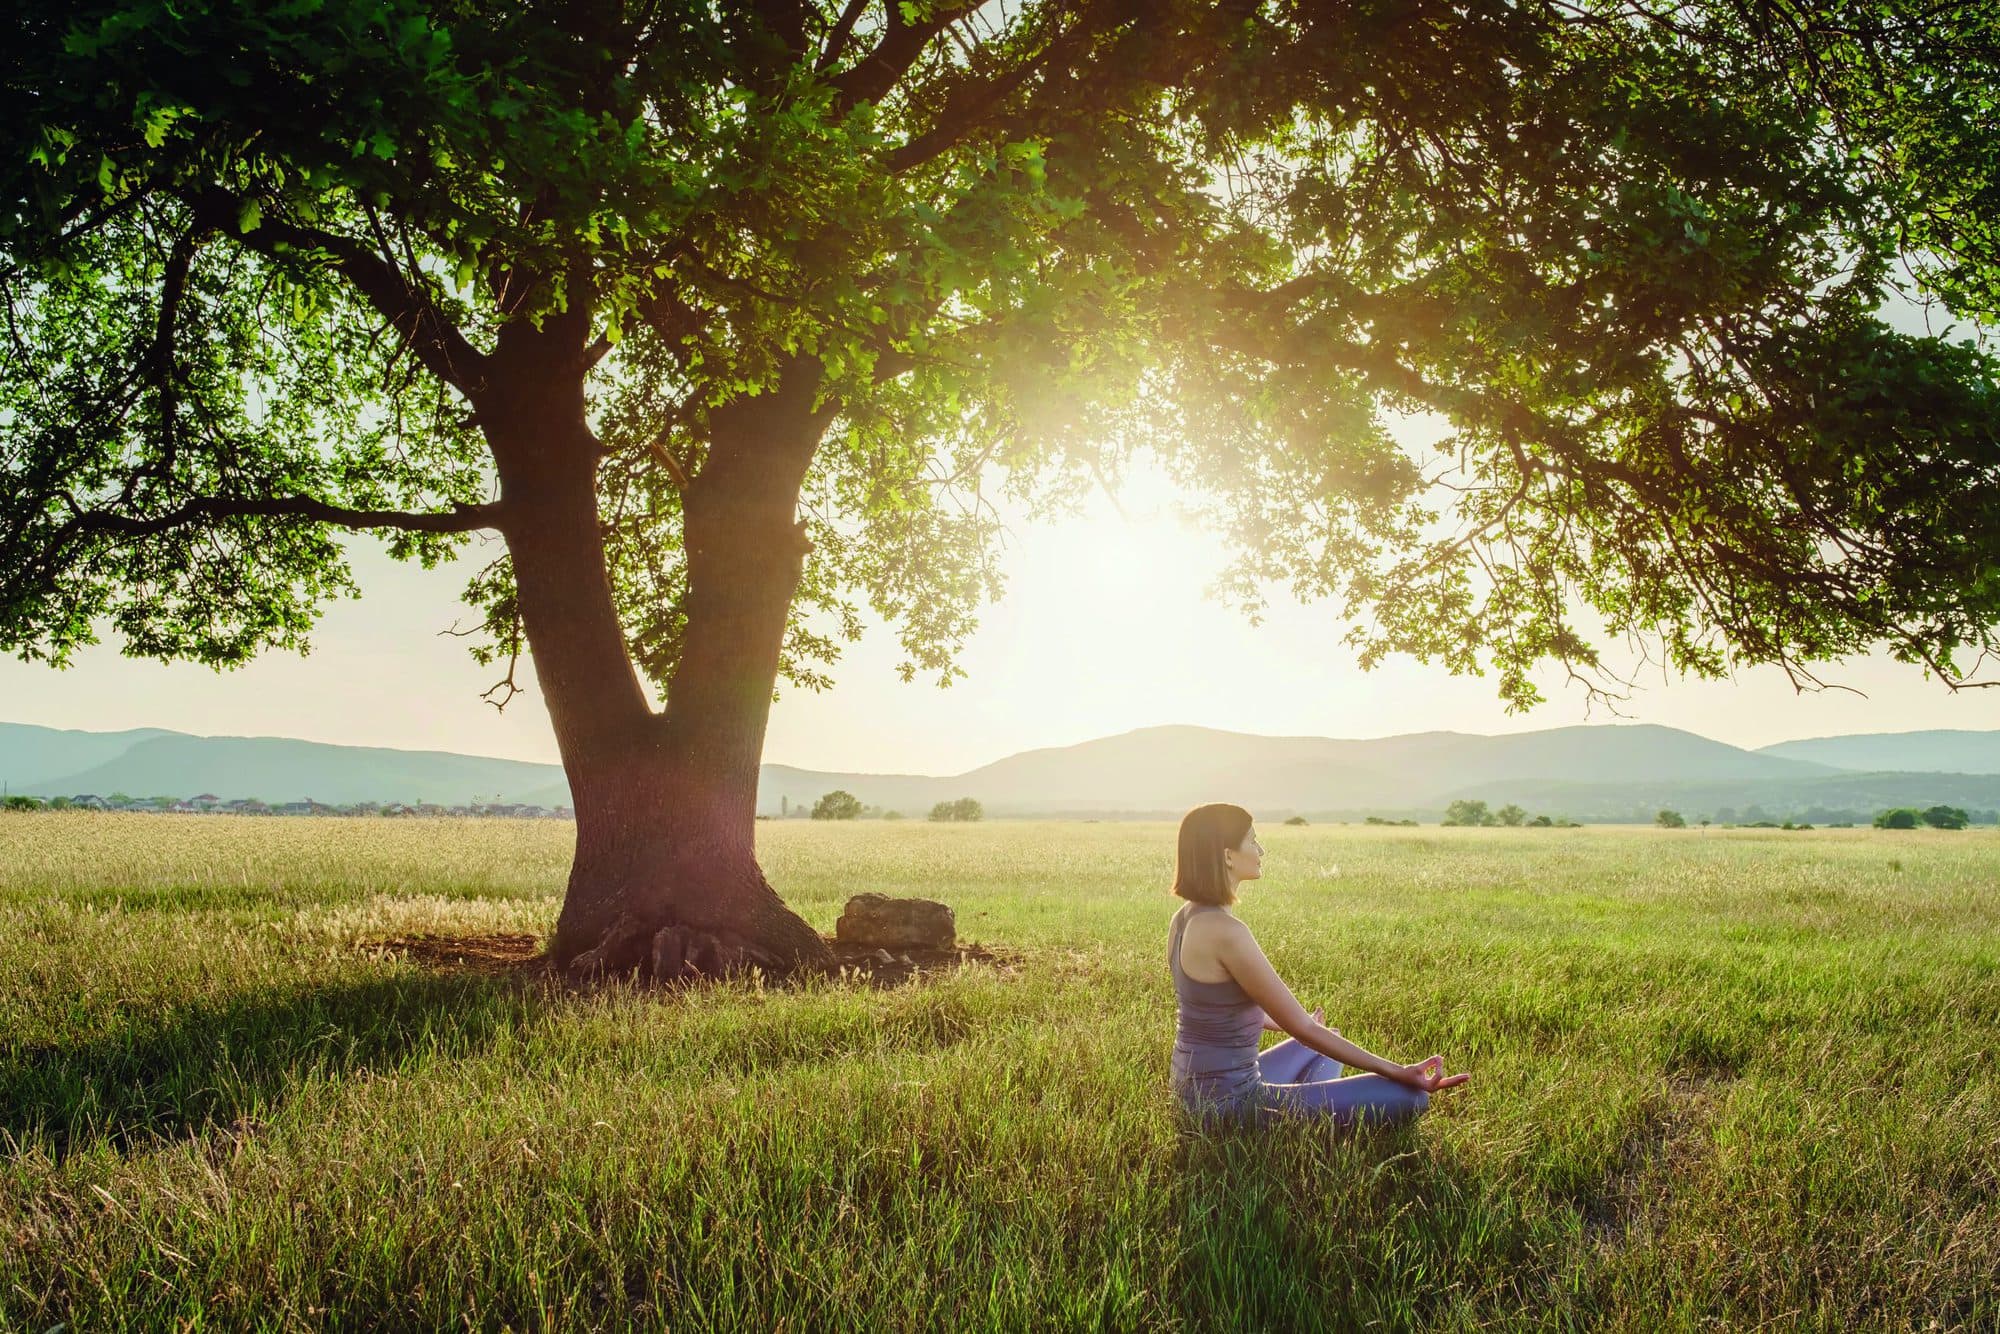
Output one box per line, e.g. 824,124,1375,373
71,794,107,810
274,801,313,816
189,793,222,811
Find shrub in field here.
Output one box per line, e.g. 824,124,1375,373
1283,815,1308,826
928,798,983,823
1444,800,1495,827
1875,808,1921,829
1922,805,1970,830
1657,809,1688,829
812,791,863,821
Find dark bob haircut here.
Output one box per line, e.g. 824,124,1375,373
1172,803,1254,906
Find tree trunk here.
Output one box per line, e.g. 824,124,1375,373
485,332,834,981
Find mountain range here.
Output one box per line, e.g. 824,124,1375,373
6,720,2000,820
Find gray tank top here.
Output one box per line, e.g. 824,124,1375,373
1168,904,1265,1108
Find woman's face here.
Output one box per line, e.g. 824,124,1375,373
1223,826,1263,884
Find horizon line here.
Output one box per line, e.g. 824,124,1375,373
4,716,1989,780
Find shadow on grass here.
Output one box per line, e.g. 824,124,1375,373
1,972,542,1163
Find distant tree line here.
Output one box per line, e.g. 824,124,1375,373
1,794,566,817
1435,797,1993,831
1442,799,1577,828
1713,803,1997,827
802,792,983,822
1874,805,1970,830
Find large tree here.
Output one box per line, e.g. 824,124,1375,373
5,1,1998,978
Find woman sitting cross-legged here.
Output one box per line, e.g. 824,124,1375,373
1168,802,1471,1128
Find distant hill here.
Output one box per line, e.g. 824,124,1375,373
1756,729,2000,775
756,723,1833,817
7,725,566,806
6,718,1997,820
0,723,181,789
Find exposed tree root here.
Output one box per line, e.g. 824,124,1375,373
366,929,1017,990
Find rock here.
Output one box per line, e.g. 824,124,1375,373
836,893,956,951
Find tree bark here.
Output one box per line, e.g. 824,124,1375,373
484,330,835,981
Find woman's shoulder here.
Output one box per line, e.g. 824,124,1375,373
1179,906,1250,945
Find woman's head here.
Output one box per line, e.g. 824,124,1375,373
1172,803,1262,905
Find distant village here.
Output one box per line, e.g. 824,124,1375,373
6,793,574,819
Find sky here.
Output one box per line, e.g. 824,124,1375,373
5,452,2000,776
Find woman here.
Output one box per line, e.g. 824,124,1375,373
1168,802,1471,1127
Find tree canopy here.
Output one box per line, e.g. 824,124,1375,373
6,0,2000,726
811,788,862,820
1444,798,1494,827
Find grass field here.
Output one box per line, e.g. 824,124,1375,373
2,814,1996,1331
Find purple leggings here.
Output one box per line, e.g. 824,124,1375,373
1253,1037,1431,1128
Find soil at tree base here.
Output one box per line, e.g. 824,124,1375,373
366,931,1019,989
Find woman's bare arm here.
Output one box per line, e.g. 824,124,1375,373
1213,920,1429,1089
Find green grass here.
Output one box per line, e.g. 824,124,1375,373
2,815,1996,1330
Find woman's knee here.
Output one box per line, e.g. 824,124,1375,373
1302,1053,1344,1083
1256,1038,1315,1084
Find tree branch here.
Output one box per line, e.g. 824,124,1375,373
65,494,505,541
829,1,983,113
882,5,1141,174
815,0,872,72
113,227,202,511
189,187,490,401
647,434,693,491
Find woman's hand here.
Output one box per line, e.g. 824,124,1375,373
1401,1054,1472,1093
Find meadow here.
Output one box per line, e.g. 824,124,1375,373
1,814,1995,1331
